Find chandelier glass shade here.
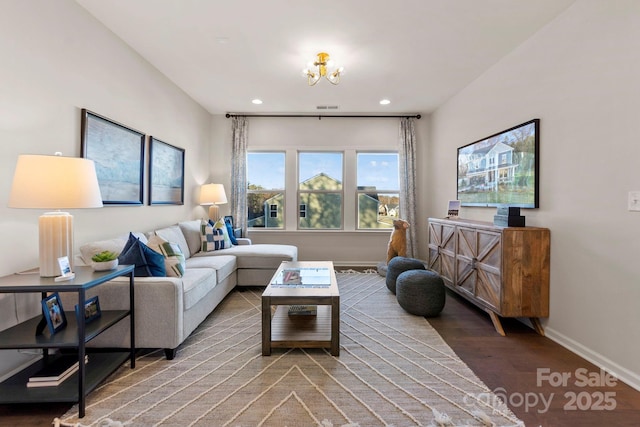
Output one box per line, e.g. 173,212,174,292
303,52,344,86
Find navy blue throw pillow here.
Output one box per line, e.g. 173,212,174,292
118,234,166,277
223,217,238,245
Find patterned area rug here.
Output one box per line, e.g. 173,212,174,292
58,273,522,426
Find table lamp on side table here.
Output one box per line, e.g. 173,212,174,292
9,153,103,277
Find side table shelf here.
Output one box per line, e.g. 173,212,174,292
0,265,135,418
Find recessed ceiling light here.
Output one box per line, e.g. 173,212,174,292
380,99,391,105
252,99,263,105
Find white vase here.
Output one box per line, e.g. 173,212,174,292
91,259,118,271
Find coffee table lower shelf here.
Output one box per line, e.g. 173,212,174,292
270,305,333,350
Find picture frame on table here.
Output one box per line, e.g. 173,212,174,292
75,296,101,324
41,293,67,335
148,136,185,205
81,109,145,205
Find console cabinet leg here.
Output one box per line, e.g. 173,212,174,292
487,310,506,336
530,317,545,336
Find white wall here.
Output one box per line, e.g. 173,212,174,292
210,116,428,265
0,0,211,377
427,0,640,390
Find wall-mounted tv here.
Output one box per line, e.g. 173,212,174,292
457,119,539,208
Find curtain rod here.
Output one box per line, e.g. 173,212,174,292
225,113,421,119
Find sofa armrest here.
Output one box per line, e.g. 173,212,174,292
58,276,184,350
236,238,252,245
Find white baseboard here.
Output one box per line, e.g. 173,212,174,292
545,327,640,392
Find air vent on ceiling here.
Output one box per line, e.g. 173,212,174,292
316,105,339,110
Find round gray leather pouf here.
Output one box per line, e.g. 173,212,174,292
396,270,446,317
385,256,426,294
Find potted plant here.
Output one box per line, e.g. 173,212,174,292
91,250,119,271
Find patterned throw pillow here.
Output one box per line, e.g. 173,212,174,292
200,219,225,252
211,219,233,248
147,235,186,278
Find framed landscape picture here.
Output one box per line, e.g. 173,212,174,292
81,109,145,205
457,119,540,208
149,136,185,205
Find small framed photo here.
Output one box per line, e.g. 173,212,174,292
75,296,101,324
58,256,71,276
447,200,461,219
41,293,67,335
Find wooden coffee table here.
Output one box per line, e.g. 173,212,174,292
262,261,340,356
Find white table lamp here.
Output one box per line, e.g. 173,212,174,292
9,154,103,277
199,183,227,222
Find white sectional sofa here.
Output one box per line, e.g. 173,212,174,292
61,219,297,359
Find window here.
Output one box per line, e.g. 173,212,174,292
246,152,285,228
298,152,343,229
356,152,399,229
246,150,400,231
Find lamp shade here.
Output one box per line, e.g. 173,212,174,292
9,154,103,276
199,183,227,205
9,154,103,209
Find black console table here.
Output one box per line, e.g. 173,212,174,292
0,265,135,418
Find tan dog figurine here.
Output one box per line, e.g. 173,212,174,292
387,219,410,263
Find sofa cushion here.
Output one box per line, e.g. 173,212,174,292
79,232,147,265
192,244,297,269
147,235,186,278
200,220,225,251
181,268,218,310
118,234,166,277
178,219,202,257
155,225,191,260
185,255,236,283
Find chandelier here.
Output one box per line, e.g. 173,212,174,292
303,52,344,86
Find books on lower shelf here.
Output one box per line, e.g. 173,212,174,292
288,305,317,316
27,355,88,388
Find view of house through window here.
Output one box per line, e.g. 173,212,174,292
357,152,400,229
247,150,400,230
298,152,343,229
247,152,285,228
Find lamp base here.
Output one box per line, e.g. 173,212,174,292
39,212,73,277
208,204,220,222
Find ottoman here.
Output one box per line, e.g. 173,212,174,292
396,269,446,317
385,256,426,294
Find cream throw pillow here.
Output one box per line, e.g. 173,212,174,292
147,235,186,277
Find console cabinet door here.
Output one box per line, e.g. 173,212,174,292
456,226,502,310
427,220,456,287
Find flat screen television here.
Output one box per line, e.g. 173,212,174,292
457,119,539,208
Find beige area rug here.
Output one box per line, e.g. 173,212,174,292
58,272,523,427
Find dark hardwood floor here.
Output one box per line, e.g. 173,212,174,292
429,290,640,426
2,288,639,426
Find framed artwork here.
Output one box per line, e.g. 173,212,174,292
41,293,67,335
457,119,540,208
81,109,145,205
149,136,185,205
75,296,101,324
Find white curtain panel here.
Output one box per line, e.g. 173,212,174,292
231,116,248,234
398,117,417,258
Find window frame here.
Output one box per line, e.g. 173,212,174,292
246,149,400,232
246,151,286,229
297,151,344,230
